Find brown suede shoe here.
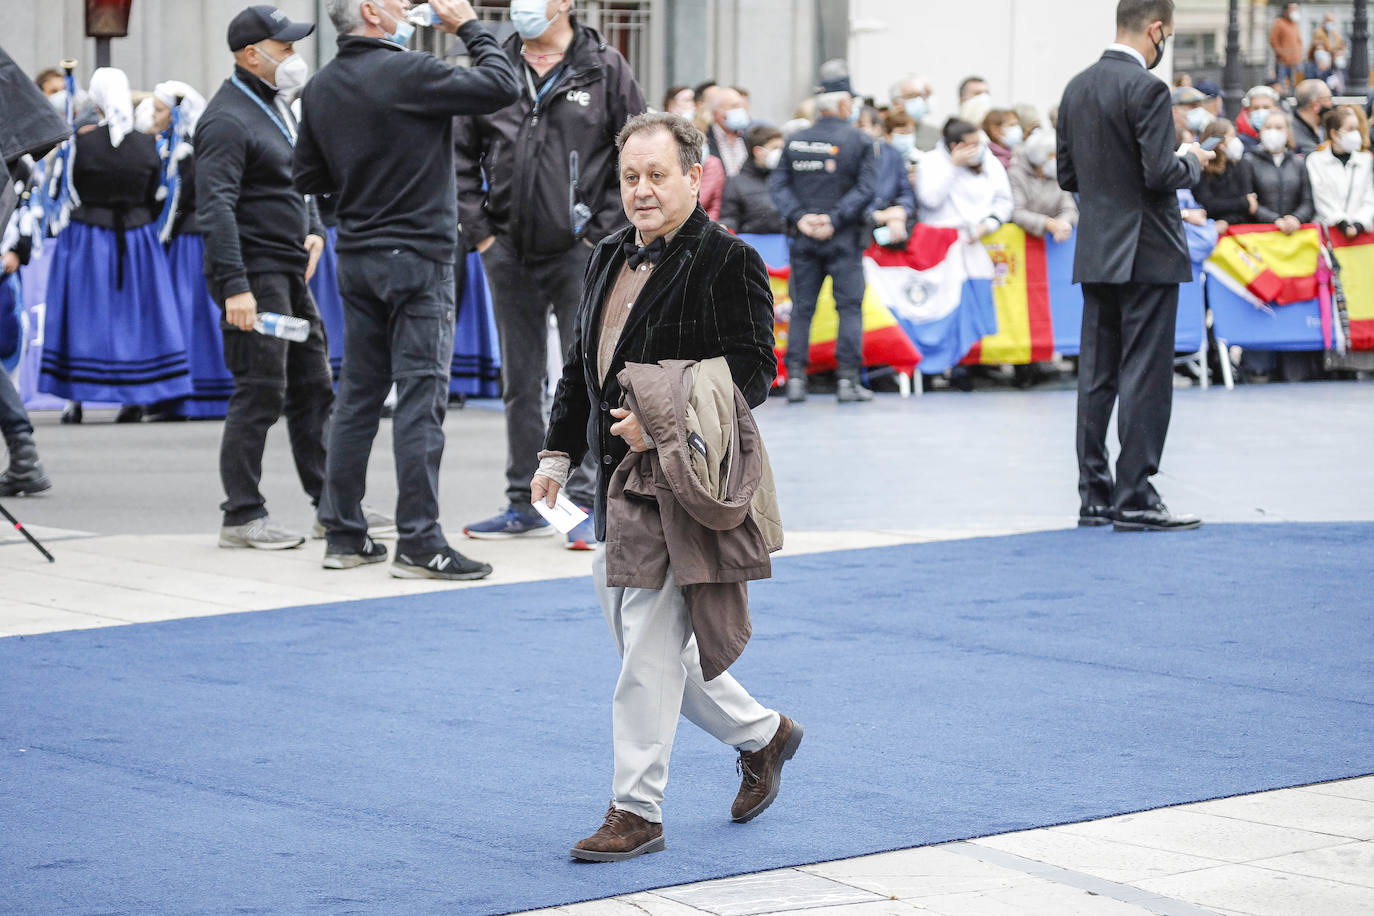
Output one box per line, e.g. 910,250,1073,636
570,802,665,862
731,714,804,823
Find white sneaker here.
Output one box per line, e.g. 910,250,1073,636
312,505,398,540
219,516,306,550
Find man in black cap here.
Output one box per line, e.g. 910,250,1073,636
769,59,877,404
294,0,518,579
197,6,384,551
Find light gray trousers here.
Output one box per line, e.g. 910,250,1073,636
592,547,779,823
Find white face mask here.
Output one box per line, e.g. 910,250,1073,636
256,45,309,93
1261,128,1289,153
1338,130,1364,154
763,146,782,170
1289,9,1301,22
1040,159,1057,181
1225,137,1245,162
724,107,751,133
1001,125,1023,148
1186,107,1214,134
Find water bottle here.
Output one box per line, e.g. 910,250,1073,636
405,3,441,26
254,312,310,343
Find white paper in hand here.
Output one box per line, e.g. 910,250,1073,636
533,491,589,534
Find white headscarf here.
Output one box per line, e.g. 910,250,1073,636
88,67,134,147
133,97,155,134
153,80,207,141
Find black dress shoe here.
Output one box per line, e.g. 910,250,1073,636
1078,504,1113,527
1113,505,1202,532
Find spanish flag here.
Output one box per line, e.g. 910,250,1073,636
962,224,1056,365
1204,225,1322,306
1326,230,1374,351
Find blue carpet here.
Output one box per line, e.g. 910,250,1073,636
2,523,1372,914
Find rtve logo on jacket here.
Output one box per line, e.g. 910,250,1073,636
566,89,592,108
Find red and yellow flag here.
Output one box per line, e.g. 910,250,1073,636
963,225,1055,365
1328,230,1374,351
1206,225,1322,305
769,268,921,380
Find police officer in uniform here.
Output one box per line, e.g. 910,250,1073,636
769,60,878,403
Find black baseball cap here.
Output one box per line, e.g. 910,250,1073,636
227,5,315,51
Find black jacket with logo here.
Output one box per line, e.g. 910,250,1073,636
453,19,646,261
767,114,877,246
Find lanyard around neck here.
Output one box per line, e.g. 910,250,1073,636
525,64,566,112
231,74,294,146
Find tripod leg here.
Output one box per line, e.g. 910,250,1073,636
0,501,55,563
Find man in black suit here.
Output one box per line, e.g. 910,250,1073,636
531,112,798,861
1057,0,1214,532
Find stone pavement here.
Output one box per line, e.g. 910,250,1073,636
2,381,1371,914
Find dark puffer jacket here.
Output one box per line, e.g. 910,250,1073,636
1245,149,1315,223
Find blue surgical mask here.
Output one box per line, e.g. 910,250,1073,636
724,107,751,133
890,132,916,156
1002,125,1023,148
373,3,415,46
848,103,861,124
903,97,927,122
511,0,559,40
1250,108,1271,130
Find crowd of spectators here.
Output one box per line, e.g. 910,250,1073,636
7,1,1371,424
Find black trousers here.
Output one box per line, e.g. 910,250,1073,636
479,238,597,509
1077,282,1179,513
320,248,455,554
218,272,334,526
786,235,866,378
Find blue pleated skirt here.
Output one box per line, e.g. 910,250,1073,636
0,272,21,373
452,250,501,398
39,221,193,404
307,225,345,382
166,233,232,418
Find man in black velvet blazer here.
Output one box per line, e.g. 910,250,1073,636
1057,0,1213,532
539,127,777,542
531,112,799,863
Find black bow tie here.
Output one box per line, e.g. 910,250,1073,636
624,236,666,269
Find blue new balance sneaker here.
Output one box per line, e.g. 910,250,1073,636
565,510,597,551
463,504,554,540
